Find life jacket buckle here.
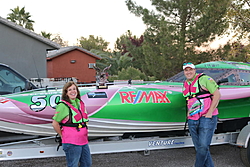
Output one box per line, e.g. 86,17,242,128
78,124,83,128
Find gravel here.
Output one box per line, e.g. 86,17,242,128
0,144,246,167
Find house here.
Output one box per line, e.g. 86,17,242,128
47,46,101,83
0,16,61,79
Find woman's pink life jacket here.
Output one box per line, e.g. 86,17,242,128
59,99,89,145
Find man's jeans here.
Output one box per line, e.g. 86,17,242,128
188,116,217,167
62,143,92,167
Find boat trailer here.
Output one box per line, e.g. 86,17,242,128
0,132,240,160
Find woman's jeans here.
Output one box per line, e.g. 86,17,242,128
62,143,92,167
188,116,217,167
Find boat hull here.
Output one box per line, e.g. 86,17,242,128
0,84,249,138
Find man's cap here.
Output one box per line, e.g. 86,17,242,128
183,63,195,70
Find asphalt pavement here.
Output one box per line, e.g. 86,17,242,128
0,144,246,167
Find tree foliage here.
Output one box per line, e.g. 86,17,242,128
226,0,250,38
52,34,69,47
115,30,132,54
41,31,52,40
115,30,147,74
126,0,231,79
227,41,250,62
7,6,34,31
41,32,68,47
78,35,109,51
90,49,133,75
117,66,147,80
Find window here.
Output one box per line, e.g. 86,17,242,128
0,65,26,94
88,63,96,69
167,69,227,82
227,74,236,82
239,72,250,83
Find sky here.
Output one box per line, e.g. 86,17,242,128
0,0,152,49
0,0,235,50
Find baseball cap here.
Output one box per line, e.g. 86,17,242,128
183,62,195,70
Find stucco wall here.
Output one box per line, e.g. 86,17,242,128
0,23,57,79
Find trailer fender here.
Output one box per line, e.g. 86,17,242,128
237,124,250,148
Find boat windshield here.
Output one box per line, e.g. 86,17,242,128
167,69,228,83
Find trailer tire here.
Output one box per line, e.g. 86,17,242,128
240,139,250,167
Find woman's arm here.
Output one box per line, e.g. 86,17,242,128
52,120,62,137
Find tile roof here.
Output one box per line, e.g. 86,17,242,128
46,46,101,60
0,16,61,49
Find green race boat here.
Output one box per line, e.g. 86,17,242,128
0,61,249,139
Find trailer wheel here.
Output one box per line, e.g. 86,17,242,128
240,139,250,167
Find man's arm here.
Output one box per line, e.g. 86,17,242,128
204,89,221,118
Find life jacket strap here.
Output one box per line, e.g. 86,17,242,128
60,122,88,130
185,94,212,101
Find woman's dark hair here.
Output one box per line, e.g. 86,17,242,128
61,81,81,103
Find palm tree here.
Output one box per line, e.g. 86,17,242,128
41,31,52,39
7,6,35,31
90,49,133,75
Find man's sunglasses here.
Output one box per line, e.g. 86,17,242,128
183,62,193,66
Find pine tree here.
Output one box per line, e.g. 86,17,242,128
126,0,231,79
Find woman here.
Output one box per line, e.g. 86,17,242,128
52,81,92,167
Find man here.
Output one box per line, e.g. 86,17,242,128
182,62,221,167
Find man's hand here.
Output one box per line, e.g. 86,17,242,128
203,112,212,118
